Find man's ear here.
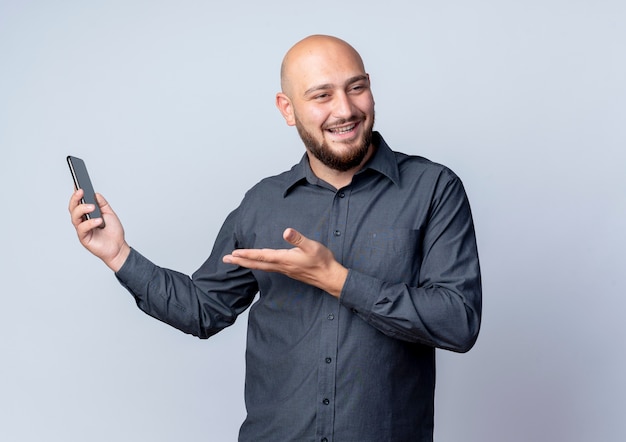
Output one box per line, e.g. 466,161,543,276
276,92,296,126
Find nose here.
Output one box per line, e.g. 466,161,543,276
332,91,354,119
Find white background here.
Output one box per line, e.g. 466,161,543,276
1,1,625,441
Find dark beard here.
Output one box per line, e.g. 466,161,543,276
295,115,374,172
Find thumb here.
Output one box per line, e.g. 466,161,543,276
94,193,111,212
283,228,306,248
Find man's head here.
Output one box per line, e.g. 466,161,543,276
276,35,375,173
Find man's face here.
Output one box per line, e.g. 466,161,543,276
294,100,375,172
278,41,376,172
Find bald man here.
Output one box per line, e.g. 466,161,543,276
70,35,481,441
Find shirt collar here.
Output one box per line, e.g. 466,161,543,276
359,132,401,186
282,131,400,197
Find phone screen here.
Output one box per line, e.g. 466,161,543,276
67,155,105,227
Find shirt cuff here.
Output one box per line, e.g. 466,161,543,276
339,269,384,319
115,247,157,295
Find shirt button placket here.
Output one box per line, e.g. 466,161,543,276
317,299,338,441
316,187,349,442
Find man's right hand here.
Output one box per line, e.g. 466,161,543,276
68,189,130,272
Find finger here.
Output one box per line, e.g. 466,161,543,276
283,228,310,250
75,216,104,236
68,188,84,212
223,252,279,271
230,248,283,262
94,193,111,212
70,203,97,227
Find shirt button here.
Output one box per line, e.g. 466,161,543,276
338,192,345,198
327,313,334,320
323,398,330,405
322,438,329,442
325,357,332,364
333,230,341,236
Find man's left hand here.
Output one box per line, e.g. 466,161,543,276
223,228,348,298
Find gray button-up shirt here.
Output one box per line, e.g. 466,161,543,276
116,132,482,441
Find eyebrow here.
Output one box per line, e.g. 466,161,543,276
303,74,368,97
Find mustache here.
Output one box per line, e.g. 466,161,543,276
322,116,364,129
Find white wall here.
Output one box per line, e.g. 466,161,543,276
1,1,624,441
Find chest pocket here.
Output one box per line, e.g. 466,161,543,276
349,228,422,285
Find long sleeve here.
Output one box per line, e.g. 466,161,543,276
115,208,259,338
339,174,482,353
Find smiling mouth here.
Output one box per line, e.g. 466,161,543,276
327,123,357,135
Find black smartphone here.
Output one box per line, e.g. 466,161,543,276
67,155,105,228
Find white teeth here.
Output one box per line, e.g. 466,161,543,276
329,124,355,134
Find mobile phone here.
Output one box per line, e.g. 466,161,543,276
67,155,105,228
